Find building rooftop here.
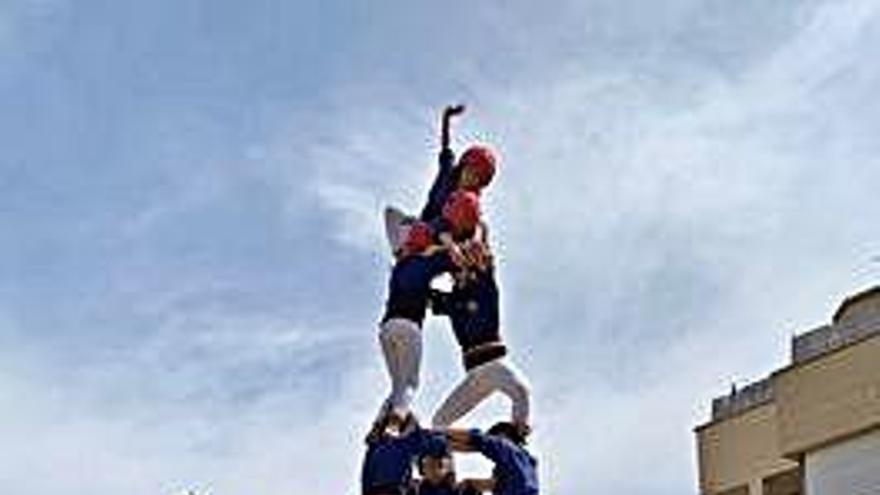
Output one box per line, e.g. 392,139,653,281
793,286,880,364
706,285,880,424
710,376,773,422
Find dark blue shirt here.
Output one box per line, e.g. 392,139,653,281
383,148,459,326
420,148,458,222
469,430,539,495
430,267,501,350
383,252,454,325
362,429,449,495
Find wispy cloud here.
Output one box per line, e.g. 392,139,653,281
299,2,880,492
3,1,880,494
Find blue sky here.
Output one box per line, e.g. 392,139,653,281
2,1,880,493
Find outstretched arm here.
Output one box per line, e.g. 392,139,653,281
421,105,466,221
441,104,466,150
444,428,476,452
447,427,514,464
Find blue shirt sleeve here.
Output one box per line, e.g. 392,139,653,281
469,429,513,464
399,429,449,460
420,148,457,221
398,428,428,455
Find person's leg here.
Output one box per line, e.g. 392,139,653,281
373,323,398,424
395,318,422,416
489,358,531,426
431,365,495,428
378,318,423,418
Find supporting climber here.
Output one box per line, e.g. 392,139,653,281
445,422,540,495
361,414,448,495
428,233,531,433
411,443,494,494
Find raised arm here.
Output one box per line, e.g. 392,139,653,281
441,104,466,150
421,105,466,221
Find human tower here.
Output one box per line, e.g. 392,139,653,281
360,106,539,495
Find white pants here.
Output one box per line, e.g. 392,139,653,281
431,357,531,428
377,318,423,419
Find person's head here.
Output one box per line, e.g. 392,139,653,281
418,440,455,486
442,190,481,237
400,221,433,257
419,453,455,485
487,421,528,446
457,145,497,191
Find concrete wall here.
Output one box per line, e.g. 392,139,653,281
697,403,798,494
775,335,880,458
696,286,880,494
794,287,880,364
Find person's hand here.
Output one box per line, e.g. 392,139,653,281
462,238,491,270
514,421,532,439
444,104,466,118
447,242,468,268
441,105,466,149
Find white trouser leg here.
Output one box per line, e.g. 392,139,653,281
378,318,422,418
431,357,531,427
497,359,531,426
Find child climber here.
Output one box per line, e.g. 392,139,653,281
445,422,539,495
428,232,531,433
377,194,480,427
376,105,497,429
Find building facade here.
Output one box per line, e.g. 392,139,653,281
695,286,880,495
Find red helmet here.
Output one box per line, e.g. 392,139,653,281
458,145,497,190
442,190,481,235
402,221,433,256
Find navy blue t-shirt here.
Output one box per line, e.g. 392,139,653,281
362,429,449,495
430,267,501,350
469,430,539,495
383,252,454,325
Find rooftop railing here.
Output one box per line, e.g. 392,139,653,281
711,376,774,422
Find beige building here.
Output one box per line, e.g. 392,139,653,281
695,286,880,495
